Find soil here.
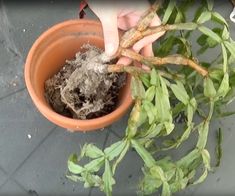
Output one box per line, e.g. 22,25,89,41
44,44,126,120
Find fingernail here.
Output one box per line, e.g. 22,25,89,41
106,43,116,56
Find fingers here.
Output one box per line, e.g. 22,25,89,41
100,15,119,57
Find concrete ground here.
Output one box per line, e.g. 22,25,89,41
0,0,235,195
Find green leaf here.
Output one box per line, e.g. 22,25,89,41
66,174,82,182
224,41,235,58
221,43,228,73
145,86,155,102
131,140,155,168
215,128,223,167
104,141,126,161
150,69,158,85
170,81,189,105
150,165,166,181
202,149,211,170
139,123,163,139
112,142,130,173
162,0,175,24
204,77,216,98
164,121,175,135
187,98,197,124
162,182,171,196
197,122,209,149
206,0,214,11
198,26,221,43
140,73,150,88
143,101,155,124
131,77,145,99
212,12,228,26
83,144,104,159
197,11,211,24
222,26,229,40
197,34,207,46
217,73,229,98
176,124,193,148
193,169,208,185
177,149,200,168
173,22,198,30
84,157,104,172
68,154,83,174
103,159,115,196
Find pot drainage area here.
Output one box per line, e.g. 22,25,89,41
0,1,235,196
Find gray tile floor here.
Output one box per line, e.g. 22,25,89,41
0,0,235,195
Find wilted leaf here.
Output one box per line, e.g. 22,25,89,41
68,154,83,174
103,159,115,196
162,182,171,196
150,69,158,85
221,43,228,73
104,141,126,161
206,0,214,11
131,139,155,168
84,157,104,172
215,128,223,167
131,77,145,99
197,122,209,149
193,169,208,185
83,144,104,159
202,149,211,170
145,86,155,102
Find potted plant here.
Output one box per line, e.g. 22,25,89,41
24,19,133,131
66,0,235,195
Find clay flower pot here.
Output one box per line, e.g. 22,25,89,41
25,19,132,131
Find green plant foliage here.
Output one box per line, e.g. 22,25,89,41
67,0,235,195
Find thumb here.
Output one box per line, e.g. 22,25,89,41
100,15,119,57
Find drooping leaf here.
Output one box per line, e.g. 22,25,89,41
68,154,84,174
197,122,209,149
104,141,126,161
145,86,155,102
83,144,104,159
215,128,223,167
150,69,158,86
206,0,214,11
102,159,115,196
131,139,155,168
84,157,105,172
202,149,211,170
131,77,145,99
162,182,171,196
193,169,208,185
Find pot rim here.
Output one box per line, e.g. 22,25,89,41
24,19,133,131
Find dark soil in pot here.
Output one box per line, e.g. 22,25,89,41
44,44,126,120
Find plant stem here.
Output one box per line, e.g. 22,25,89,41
121,49,208,76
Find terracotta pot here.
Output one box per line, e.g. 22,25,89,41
25,19,132,131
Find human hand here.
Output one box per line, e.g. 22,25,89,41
87,0,164,67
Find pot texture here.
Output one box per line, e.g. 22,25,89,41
25,19,132,131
